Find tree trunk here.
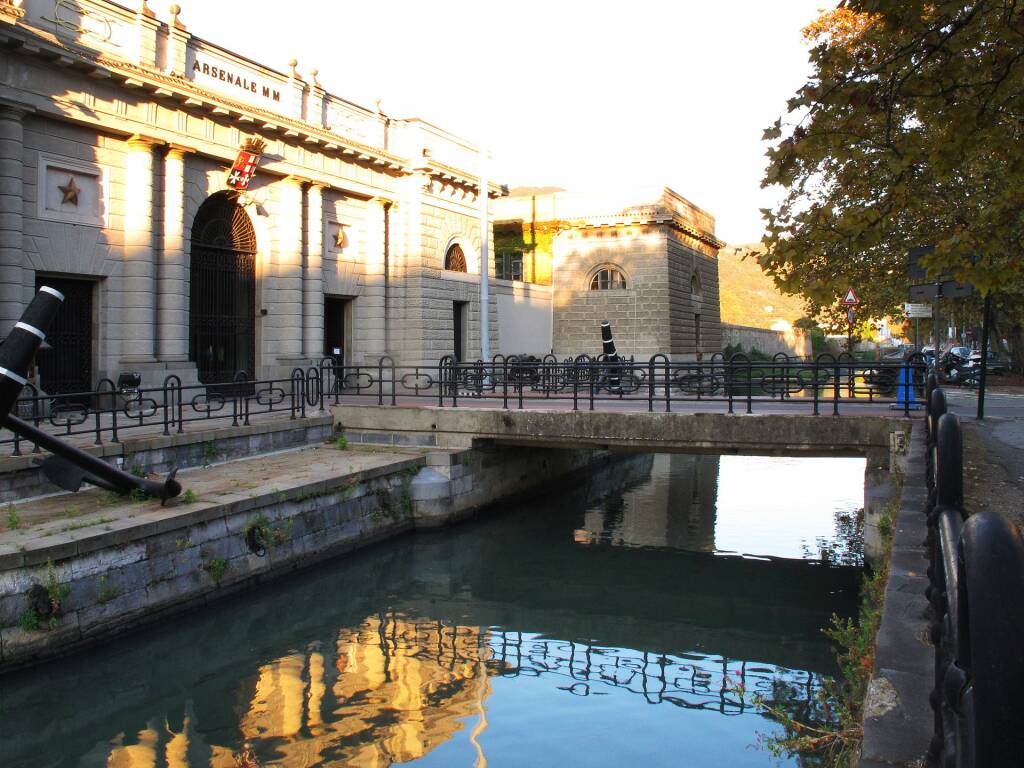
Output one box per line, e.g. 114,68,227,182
1008,321,1024,376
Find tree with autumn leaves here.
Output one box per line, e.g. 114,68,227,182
760,1,1024,371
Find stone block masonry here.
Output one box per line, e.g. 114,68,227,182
0,415,333,504
0,440,608,671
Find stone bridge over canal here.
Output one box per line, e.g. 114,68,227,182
331,404,909,465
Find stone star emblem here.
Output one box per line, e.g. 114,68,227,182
58,177,81,206
334,226,346,249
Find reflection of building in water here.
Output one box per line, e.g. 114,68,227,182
579,454,719,551
105,705,237,767
104,615,497,768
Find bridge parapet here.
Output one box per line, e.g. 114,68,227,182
331,404,908,465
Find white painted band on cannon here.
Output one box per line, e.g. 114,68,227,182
39,286,65,302
0,367,27,385
14,322,44,340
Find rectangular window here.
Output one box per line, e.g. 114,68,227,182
495,249,524,281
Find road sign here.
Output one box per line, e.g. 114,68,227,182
908,281,973,301
846,307,856,325
842,287,860,306
908,245,981,281
905,303,933,318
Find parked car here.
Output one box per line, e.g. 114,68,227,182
969,350,1007,375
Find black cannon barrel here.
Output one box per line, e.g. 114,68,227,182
600,320,618,358
0,286,64,421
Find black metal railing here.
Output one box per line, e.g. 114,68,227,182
324,352,926,416
0,353,928,457
924,375,1024,766
1,366,326,457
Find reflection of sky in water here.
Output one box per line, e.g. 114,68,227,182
715,456,866,561
0,453,861,768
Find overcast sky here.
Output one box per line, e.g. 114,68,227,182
146,0,829,245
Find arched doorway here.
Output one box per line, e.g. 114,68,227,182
189,192,257,384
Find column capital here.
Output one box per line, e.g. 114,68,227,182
165,143,195,160
0,98,32,119
127,133,163,151
282,174,311,186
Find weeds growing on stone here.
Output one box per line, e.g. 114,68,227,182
6,504,20,530
334,436,348,450
97,575,120,603
182,489,197,504
129,488,151,503
202,441,218,463
205,557,229,585
44,559,71,630
18,609,39,632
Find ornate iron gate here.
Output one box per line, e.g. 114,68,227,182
34,275,93,397
189,193,257,384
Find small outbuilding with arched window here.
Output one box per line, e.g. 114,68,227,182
493,187,725,359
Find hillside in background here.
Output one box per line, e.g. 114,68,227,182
717,244,808,329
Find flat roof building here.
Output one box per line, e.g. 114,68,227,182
0,0,517,395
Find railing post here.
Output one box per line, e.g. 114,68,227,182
832,362,841,416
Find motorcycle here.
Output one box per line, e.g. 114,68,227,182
938,349,979,386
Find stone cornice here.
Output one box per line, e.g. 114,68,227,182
0,18,420,177
422,158,506,198
563,211,725,251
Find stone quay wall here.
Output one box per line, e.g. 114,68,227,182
0,442,604,671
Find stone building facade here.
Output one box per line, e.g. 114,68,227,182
0,0,525,395
493,188,725,360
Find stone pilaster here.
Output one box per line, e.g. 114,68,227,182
0,105,24,334
274,176,304,361
135,1,159,67
121,135,159,363
287,59,306,121
302,182,325,358
165,5,190,75
361,199,390,360
157,145,191,361
307,71,326,127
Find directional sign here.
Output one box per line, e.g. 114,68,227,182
905,303,933,318
908,281,973,301
846,307,856,325
842,287,860,306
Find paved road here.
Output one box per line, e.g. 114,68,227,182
946,388,1024,483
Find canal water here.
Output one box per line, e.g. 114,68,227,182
0,453,866,768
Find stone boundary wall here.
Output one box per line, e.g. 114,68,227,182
0,416,333,504
0,444,603,671
722,324,811,358
860,422,932,766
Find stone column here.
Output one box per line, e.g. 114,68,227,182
157,145,191,362
274,176,305,361
0,105,24,334
302,182,325,358
122,135,159,363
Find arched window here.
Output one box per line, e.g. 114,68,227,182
445,243,467,272
690,270,703,297
589,266,627,290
